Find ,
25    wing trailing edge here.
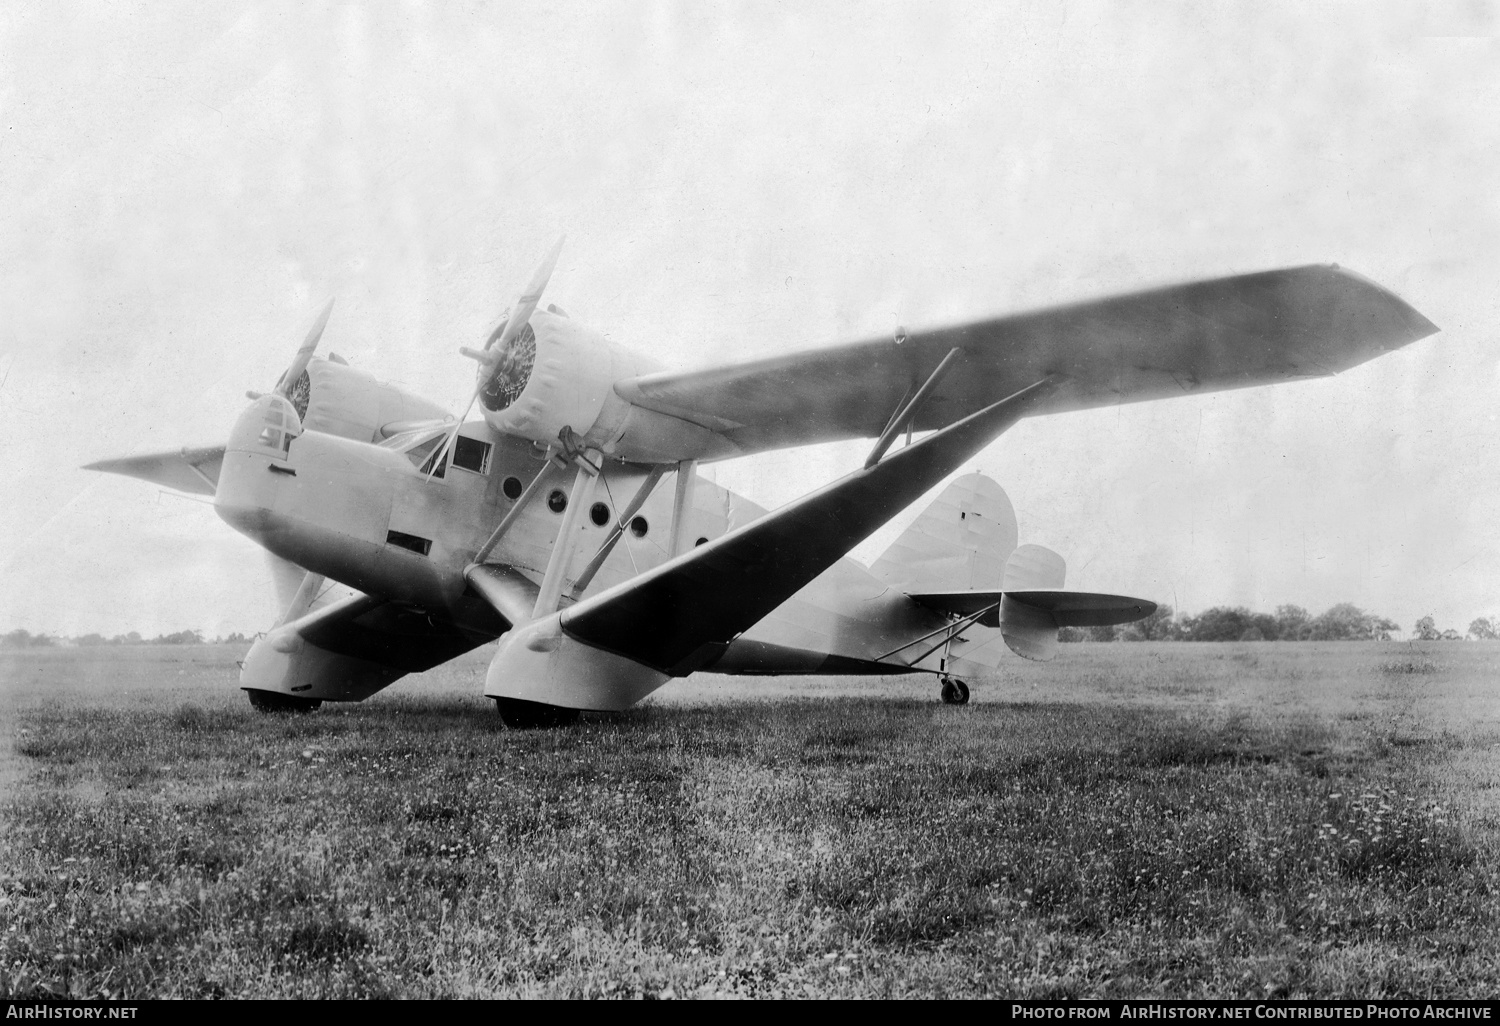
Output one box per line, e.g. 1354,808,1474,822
612,265,1438,459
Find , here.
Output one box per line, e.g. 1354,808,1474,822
86,240,1437,728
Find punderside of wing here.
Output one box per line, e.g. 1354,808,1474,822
293,595,502,673
614,265,1437,457
241,590,508,702
83,446,226,496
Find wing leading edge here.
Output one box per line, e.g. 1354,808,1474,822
84,446,226,496
614,265,1437,458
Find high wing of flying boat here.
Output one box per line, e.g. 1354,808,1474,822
87,243,1438,727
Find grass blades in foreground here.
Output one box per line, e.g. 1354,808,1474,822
2,649,1497,998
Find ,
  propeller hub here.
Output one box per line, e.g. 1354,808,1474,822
283,369,312,420
478,321,537,413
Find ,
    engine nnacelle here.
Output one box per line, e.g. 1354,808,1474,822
475,309,663,453
302,359,451,443
468,310,741,463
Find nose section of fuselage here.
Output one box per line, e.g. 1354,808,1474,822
213,394,303,536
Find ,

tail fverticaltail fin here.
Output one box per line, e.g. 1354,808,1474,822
870,473,1018,593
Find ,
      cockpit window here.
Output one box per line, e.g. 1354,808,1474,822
478,321,536,413
380,425,450,478
253,397,300,455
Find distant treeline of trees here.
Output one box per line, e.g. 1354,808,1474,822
1,629,250,648
5,606,1497,649
1062,604,1498,643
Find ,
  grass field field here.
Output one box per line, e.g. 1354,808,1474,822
1,642,1497,999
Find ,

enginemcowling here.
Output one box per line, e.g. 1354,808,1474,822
302,359,451,443
478,311,657,447
475,310,735,463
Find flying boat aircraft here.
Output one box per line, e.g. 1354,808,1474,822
87,242,1438,726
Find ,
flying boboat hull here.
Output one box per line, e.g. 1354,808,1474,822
86,249,1438,723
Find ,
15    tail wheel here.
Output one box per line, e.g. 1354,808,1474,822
939,677,970,706
245,689,322,713
494,697,581,729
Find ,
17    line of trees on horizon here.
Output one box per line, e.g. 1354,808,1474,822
0,630,249,648
3,606,1497,649
1065,604,1498,643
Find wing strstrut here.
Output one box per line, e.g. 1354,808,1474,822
865,346,964,467
873,600,1001,667
572,464,668,595
472,452,561,565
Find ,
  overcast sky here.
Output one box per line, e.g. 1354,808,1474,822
1,1,1496,640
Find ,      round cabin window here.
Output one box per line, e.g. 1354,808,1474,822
629,516,648,538
547,489,567,514
590,502,611,527
502,476,524,500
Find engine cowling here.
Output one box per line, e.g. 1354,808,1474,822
294,359,450,443
477,310,654,451
474,309,741,463
478,310,655,445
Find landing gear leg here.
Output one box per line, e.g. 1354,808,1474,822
937,634,970,705
939,675,970,705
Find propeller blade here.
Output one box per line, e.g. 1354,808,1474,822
427,237,564,478
486,234,565,358
277,298,335,398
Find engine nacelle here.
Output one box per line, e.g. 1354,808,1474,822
298,359,451,443
475,309,738,463
478,310,661,449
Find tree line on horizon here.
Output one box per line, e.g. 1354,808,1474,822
0,629,249,649
1063,603,1497,643
3,605,1496,650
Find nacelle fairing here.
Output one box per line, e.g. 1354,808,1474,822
297,358,451,443
476,310,655,448
474,310,734,463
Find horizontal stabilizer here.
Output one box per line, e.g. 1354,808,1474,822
1006,590,1157,627
907,590,1004,627
1000,589,1158,662
83,446,225,497
909,587,1155,631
